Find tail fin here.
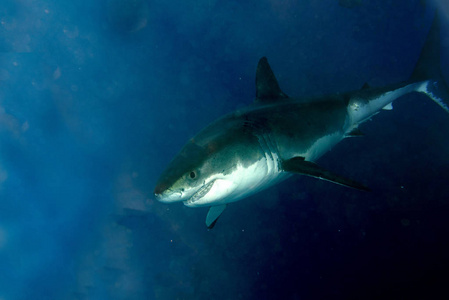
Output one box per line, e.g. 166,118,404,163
410,11,449,113
416,80,449,113
410,12,442,82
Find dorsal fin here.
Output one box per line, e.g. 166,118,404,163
255,57,288,103
361,82,370,90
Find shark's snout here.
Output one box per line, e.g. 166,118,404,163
154,182,168,196
154,181,184,203
154,181,172,202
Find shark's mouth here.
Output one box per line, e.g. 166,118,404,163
184,180,215,205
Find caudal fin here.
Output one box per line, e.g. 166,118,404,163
410,12,443,82
416,80,449,113
410,11,449,114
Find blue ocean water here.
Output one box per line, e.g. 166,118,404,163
1,0,449,299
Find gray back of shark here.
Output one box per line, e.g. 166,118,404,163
154,13,449,229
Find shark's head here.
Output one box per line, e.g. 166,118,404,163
154,117,266,207
154,140,218,206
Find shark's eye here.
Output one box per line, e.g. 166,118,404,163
189,171,196,179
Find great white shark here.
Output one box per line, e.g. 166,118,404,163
154,14,449,228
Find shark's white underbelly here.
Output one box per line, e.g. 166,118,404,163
304,131,344,162
184,153,288,207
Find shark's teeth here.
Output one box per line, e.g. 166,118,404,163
185,180,215,205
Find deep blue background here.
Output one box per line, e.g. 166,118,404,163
1,0,449,299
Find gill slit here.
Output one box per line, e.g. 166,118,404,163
257,132,281,175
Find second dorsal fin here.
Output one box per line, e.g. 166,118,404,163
255,57,288,103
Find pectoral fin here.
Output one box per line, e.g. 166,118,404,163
206,204,227,229
282,157,370,191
